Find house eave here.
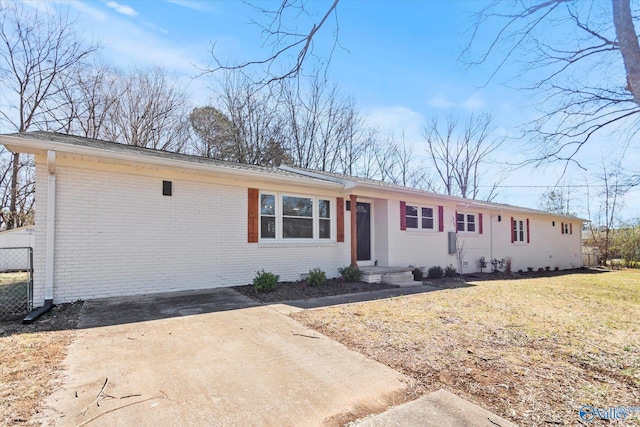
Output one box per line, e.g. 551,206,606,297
0,134,344,189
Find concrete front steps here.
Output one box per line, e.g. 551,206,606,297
360,266,421,288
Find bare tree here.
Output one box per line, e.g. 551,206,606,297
213,72,289,166
423,113,502,200
279,74,364,173
465,0,640,164
585,161,635,265
0,3,98,228
44,62,121,139
537,184,578,216
101,67,191,152
206,0,340,86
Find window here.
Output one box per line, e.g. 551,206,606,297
564,223,569,234
406,205,435,230
422,207,434,229
319,199,331,239
406,205,419,228
260,194,276,238
513,220,525,242
259,193,332,240
457,213,477,233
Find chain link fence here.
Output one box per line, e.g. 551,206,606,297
0,247,33,320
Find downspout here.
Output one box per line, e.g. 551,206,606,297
23,150,56,323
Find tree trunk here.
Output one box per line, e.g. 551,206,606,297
613,0,640,106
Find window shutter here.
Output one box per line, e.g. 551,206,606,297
511,217,515,243
336,197,345,243
400,201,407,230
456,211,459,232
478,213,483,234
248,188,259,243
561,222,564,234
438,206,444,232
526,218,530,243
570,223,573,235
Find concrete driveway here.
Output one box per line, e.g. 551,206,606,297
38,288,408,427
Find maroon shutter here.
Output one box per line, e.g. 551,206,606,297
526,218,530,243
478,213,483,234
561,222,564,234
455,211,459,232
511,217,515,243
248,188,259,243
438,206,444,232
400,201,407,230
336,197,344,243
570,223,573,235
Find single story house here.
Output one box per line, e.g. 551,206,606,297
0,132,584,306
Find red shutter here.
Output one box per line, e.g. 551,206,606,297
478,213,483,234
336,197,345,243
438,206,444,232
248,188,259,243
511,217,515,243
400,201,407,230
526,218,530,243
561,222,564,234
570,223,573,235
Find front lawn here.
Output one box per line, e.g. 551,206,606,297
292,269,640,425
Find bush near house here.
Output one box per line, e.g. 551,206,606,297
444,265,457,277
427,266,444,279
307,268,327,287
253,270,279,293
338,266,362,282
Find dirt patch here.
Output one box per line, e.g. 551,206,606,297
0,301,83,426
233,279,399,303
293,269,640,426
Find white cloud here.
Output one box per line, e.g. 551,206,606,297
461,95,485,110
427,93,486,111
105,1,138,17
363,106,425,146
428,95,455,109
166,0,216,13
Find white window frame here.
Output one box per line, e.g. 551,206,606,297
406,204,437,231
259,192,334,242
457,212,477,233
513,219,526,243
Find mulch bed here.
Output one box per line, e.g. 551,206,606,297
232,279,400,303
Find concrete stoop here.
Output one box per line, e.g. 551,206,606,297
352,389,519,427
361,267,420,287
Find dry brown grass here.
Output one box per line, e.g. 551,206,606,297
292,269,640,426
0,302,82,426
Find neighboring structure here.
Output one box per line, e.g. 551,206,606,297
0,132,584,306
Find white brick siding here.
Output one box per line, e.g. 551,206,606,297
33,155,350,304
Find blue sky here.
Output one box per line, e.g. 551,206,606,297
19,0,640,221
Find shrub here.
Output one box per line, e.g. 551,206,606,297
412,267,424,281
527,267,534,272
253,269,279,293
338,265,362,282
427,266,444,279
444,265,457,277
307,268,327,287
538,267,545,272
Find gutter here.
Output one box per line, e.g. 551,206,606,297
23,150,56,323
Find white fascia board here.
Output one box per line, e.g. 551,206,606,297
352,180,586,222
0,135,343,189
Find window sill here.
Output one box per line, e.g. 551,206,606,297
258,240,337,248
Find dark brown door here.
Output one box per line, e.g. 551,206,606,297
356,202,371,261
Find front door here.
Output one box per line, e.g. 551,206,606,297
356,202,371,261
